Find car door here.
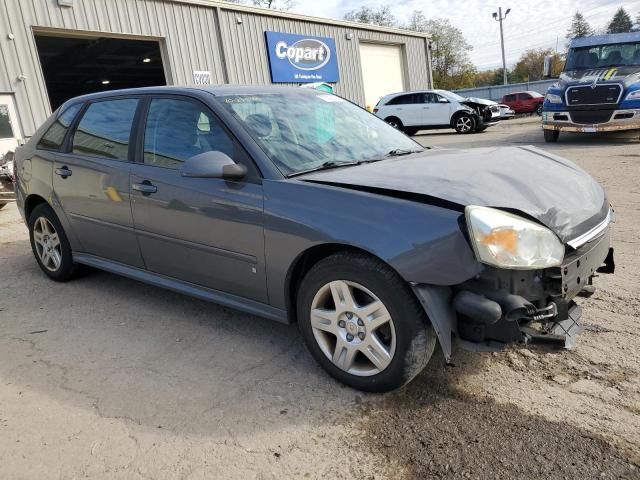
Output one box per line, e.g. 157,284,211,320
518,93,533,112
423,93,451,126
503,94,517,111
383,94,422,126
129,96,268,303
52,97,144,268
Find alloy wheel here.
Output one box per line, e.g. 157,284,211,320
310,280,396,376
33,217,62,272
456,116,472,133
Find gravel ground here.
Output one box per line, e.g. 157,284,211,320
0,118,638,479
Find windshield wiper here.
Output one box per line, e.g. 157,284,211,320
287,160,359,177
386,148,423,157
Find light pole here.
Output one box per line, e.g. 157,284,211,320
492,7,510,85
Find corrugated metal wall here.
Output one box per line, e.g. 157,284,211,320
0,0,431,137
453,79,557,101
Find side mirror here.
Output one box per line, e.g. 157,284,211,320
180,151,247,180
438,97,449,103
543,55,553,78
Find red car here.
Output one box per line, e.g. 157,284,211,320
501,91,544,114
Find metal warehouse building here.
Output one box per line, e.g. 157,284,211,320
0,0,433,144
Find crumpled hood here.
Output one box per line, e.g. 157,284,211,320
462,97,495,106
301,146,609,243
559,66,640,90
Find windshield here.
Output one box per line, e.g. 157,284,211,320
565,41,640,70
437,90,465,102
218,92,422,176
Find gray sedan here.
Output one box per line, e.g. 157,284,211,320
14,86,614,392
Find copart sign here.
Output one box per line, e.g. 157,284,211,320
265,31,339,83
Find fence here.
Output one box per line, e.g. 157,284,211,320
452,79,558,101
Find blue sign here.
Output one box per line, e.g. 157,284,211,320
265,31,339,83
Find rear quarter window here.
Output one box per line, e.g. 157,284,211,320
37,103,83,151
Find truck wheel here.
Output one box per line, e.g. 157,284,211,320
454,113,475,134
297,252,436,392
544,129,560,142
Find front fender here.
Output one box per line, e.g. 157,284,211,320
263,179,481,310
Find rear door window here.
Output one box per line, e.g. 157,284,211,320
518,93,532,100
72,99,139,161
37,103,82,151
387,94,416,105
504,94,516,102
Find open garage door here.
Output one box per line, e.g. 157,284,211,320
35,33,167,111
359,43,405,110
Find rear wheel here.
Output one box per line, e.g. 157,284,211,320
544,129,560,142
28,203,80,281
454,113,475,134
384,117,403,131
297,252,436,392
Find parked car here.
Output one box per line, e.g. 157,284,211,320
14,86,615,392
501,91,545,115
497,103,516,119
374,89,500,135
0,150,15,210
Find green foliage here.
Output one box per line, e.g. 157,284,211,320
607,7,633,34
567,12,593,39
344,6,397,27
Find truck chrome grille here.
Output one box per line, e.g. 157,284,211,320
566,84,622,106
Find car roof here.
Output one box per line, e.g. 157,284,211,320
59,85,319,109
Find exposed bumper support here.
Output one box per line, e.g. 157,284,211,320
542,109,640,133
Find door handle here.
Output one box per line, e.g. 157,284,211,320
132,181,157,195
55,166,72,178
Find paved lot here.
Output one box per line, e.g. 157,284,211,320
1,118,639,479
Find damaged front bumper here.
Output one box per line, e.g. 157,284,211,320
412,227,615,362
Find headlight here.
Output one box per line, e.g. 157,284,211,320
625,90,640,101
545,93,563,104
465,206,564,269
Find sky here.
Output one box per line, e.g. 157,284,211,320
288,0,640,70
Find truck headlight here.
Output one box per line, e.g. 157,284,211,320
625,90,640,101
465,206,564,269
545,93,563,104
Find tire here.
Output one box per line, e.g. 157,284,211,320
404,128,419,136
453,113,475,134
536,104,543,116
297,252,436,392
544,129,560,142
384,117,403,131
28,203,80,281
475,125,488,133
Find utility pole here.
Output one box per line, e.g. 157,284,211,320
492,7,511,85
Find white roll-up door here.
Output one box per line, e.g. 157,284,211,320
359,43,405,109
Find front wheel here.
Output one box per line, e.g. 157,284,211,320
297,252,436,392
384,117,403,131
536,104,543,116
454,113,475,134
544,129,560,142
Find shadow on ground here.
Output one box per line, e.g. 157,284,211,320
356,349,640,479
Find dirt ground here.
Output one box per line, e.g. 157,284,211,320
1,118,639,479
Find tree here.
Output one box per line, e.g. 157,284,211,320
250,0,295,10
510,48,563,83
566,12,593,39
405,14,476,89
343,6,397,27
607,7,633,34
636,12,640,31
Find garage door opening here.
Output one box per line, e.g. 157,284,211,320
34,33,167,111
359,43,405,110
